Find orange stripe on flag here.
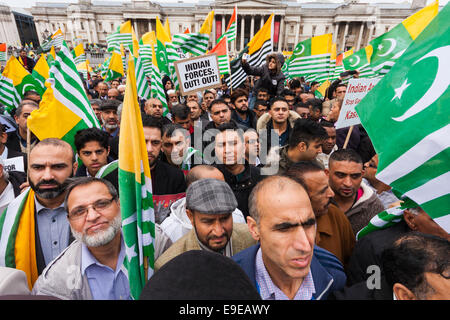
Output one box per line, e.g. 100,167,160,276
14,189,38,290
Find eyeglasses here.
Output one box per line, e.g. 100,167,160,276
68,197,116,220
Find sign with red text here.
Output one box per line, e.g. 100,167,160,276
174,53,221,95
335,78,380,129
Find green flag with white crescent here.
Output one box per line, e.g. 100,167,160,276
355,2,450,233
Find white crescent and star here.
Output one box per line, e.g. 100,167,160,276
392,45,450,122
21,84,36,95
296,44,305,56
377,38,397,57
349,55,361,68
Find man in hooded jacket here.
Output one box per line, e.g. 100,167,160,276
242,53,286,104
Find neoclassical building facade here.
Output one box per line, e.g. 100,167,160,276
30,0,431,54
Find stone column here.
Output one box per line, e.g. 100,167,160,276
133,19,139,39
212,15,216,42
367,22,375,45
341,22,349,52
85,19,92,44
260,15,264,29
91,19,98,43
356,22,365,51
222,14,225,35
250,14,255,39
294,20,300,47
279,16,285,52
333,22,339,44
240,15,245,51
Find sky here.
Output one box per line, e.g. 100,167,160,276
1,0,447,10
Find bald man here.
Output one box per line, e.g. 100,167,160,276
144,98,171,126
232,175,347,300
160,165,246,243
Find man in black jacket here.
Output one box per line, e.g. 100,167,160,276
241,52,285,98
6,101,39,154
230,88,257,130
142,115,187,224
213,122,263,219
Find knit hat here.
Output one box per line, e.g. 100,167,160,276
139,250,261,300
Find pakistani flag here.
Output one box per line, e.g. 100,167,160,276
31,55,50,95
287,33,333,82
343,45,376,79
369,0,438,76
150,44,169,116
355,2,450,233
119,57,155,300
217,6,237,43
0,56,41,113
104,51,124,82
225,14,273,89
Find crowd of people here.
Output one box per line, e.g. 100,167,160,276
0,49,448,301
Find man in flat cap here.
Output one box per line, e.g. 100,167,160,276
100,100,121,138
154,178,256,271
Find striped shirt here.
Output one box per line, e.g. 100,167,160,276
255,247,315,300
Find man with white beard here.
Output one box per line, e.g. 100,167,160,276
32,177,172,300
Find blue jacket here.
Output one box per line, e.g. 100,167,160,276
232,244,346,300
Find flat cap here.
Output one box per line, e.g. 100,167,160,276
100,99,121,111
186,178,237,215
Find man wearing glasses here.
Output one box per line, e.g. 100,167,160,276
32,177,172,300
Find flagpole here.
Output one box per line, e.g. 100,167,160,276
144,257,148,283
343,125,353,149
26,127,31,183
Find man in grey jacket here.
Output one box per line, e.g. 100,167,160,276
32,177,171,300
327,149,384,235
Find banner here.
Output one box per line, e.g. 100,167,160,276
335,78,380,129
174,53,221,95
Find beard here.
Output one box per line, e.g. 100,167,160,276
29,178,71,199
71,214,122,248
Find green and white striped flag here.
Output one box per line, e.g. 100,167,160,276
209,36,230,75
356,206,404,240
355,3,450,233
119,58,155,300
0,76,20,114
138,43,153,76
0,43,6,61
166,42,181,92
172,32,209,57
135,55,151,100
217,6,237,44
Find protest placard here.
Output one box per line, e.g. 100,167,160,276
335,78,380,129
3,156,25,172
174,53,221,95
